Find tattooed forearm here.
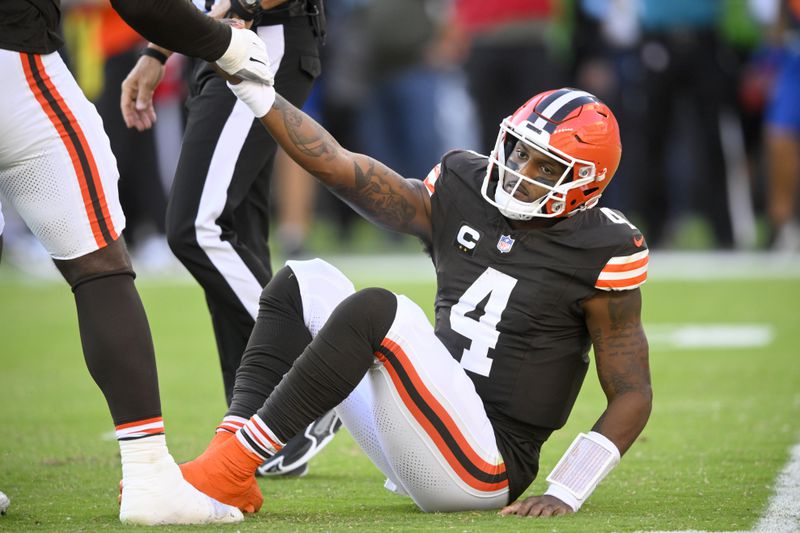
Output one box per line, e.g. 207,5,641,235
330,160,417,229
263,95,432,238
276,97,339,161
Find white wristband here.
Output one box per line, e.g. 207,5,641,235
227,80,276,118
544,431,620,512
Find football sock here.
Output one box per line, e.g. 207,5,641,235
72,270,161,426
254,288,397,443
236,414,285,460
116,416,165,440
216,415,247,435
227,266,312,419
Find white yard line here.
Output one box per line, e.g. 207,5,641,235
645,324,774,349
753,442,800,533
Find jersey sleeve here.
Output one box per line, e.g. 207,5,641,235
595,247,649,291
422,162,442,197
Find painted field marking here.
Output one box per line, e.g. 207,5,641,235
645,324,774,350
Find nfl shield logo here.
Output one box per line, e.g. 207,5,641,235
497,235,515,253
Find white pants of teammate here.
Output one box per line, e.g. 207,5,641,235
286,259,510,512
0,49,124,259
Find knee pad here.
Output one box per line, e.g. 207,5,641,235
286,259,355,337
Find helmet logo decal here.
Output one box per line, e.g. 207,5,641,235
497,235,515,253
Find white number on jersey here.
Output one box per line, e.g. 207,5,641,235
450,267,518,377
600,207,638,231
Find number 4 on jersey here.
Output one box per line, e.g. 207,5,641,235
450,268,517,377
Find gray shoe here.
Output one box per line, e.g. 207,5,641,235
256,411,342,477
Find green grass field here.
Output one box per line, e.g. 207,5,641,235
1,258,799,532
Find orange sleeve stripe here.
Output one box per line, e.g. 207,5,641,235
422,164,441,197
595,271,648,289
600,256,648,273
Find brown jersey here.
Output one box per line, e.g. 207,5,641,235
423,150,648,499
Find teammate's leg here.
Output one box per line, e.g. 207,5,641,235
0,49,241,525
55,240,244,524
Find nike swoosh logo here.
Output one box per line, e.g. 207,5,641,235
249,57,266,66
633,235,644,247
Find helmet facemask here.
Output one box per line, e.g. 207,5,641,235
482,118,598,220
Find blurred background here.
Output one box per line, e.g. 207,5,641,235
3,0,800,277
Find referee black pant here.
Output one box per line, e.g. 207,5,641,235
166,19,321,404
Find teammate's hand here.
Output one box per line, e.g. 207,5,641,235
216,26,273,85
499,495,574,518
120,54,165,131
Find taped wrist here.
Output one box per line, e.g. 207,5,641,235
544,431,620,512
227,80,275,118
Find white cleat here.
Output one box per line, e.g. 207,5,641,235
118,437,243,525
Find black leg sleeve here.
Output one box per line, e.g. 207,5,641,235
109,0,230,61
226,266,311,418
256,288,398,443
72,271,161,425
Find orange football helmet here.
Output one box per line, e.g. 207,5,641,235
481,88,622,220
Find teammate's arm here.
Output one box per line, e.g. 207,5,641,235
501,288,651,518
258,94,434,242
110,0,232,61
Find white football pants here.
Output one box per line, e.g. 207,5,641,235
286,259,510,512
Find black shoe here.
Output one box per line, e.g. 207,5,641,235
256,410,342,477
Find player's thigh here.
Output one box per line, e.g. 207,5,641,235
339,295,510,512
285,258,356,337
0,49,123,261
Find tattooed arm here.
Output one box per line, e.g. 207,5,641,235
259,95,433,243
500,289,651,518
583,288,652,454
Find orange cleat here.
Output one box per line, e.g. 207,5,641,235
207,430,235,450
180,434,265,514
